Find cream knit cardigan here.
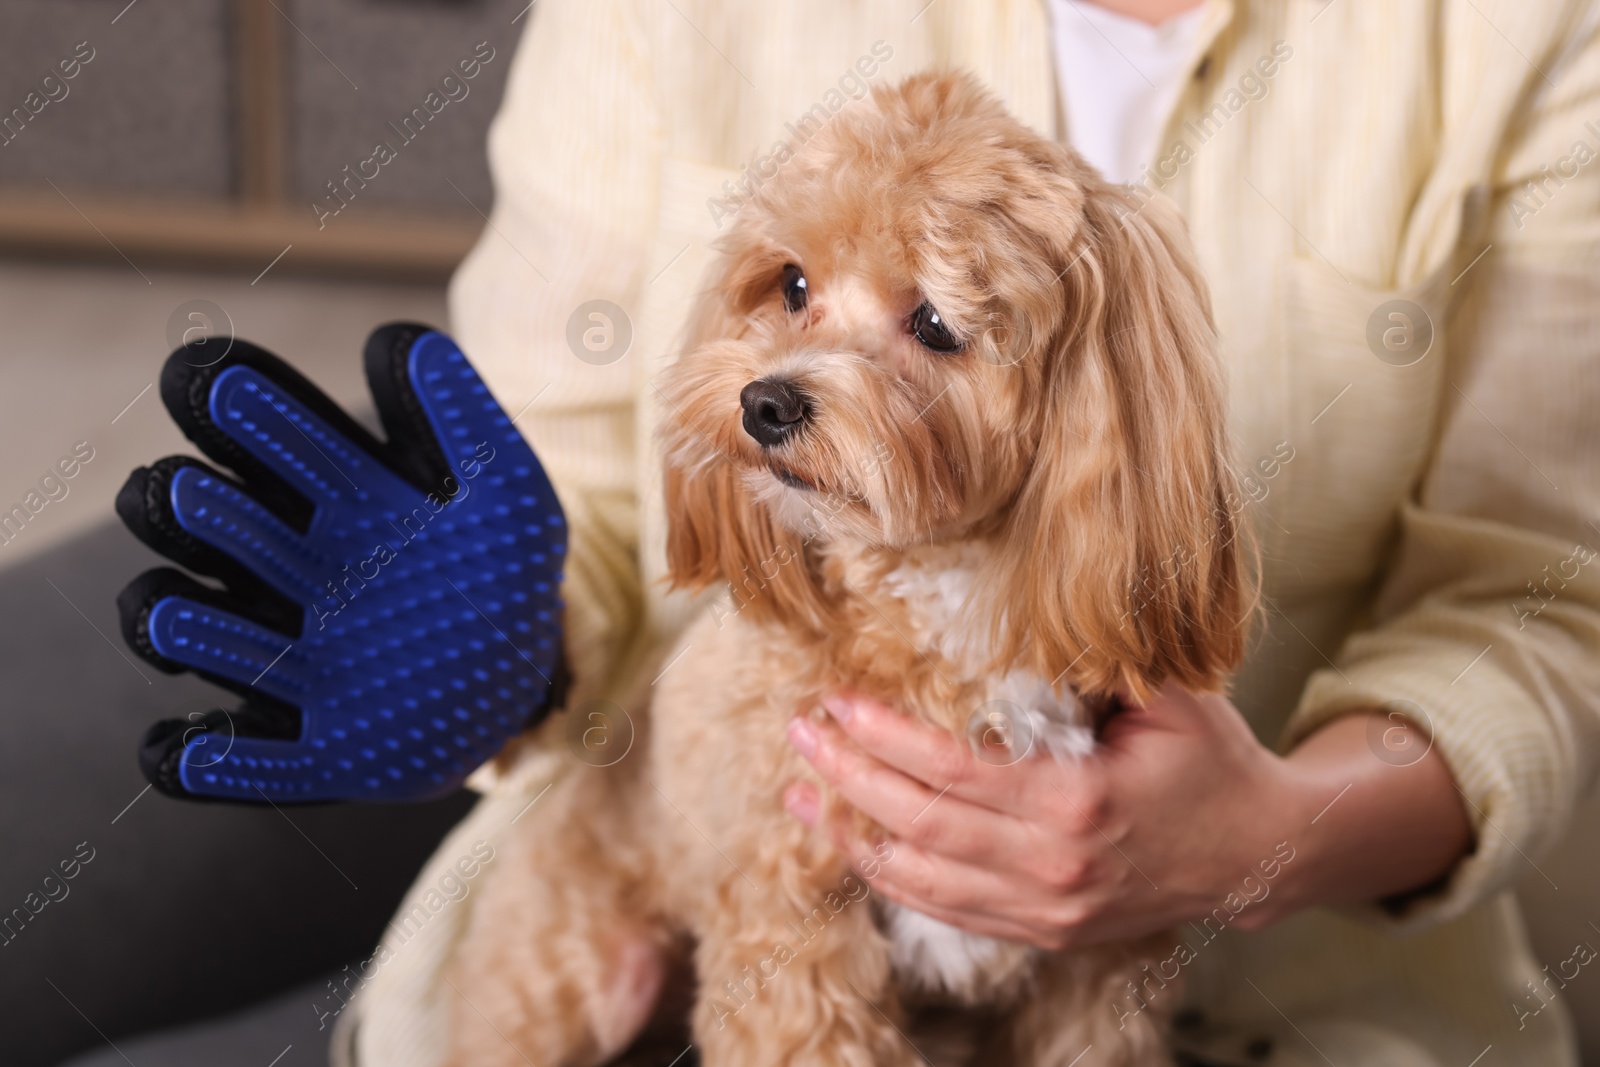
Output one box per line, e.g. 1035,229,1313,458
336,1,1600,1063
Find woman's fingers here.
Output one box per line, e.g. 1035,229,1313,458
871,882,1052,948
787,715,1030,870
814,693,1064,817
829,827,1075,950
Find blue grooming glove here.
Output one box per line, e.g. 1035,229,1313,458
116,324,568,803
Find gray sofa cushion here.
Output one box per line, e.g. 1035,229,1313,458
0,519,473,1067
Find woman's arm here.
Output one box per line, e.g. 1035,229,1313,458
1266,709,1472,918
783,686,1470,949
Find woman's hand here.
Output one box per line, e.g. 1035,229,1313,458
782,684,1472,950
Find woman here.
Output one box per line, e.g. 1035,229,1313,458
340,1,1600,1064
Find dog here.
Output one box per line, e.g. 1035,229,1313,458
445,70,1251,1067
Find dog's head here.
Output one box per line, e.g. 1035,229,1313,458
659,71,1252,696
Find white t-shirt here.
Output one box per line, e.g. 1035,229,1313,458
1044,0,1206,184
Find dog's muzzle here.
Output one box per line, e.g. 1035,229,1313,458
739,377,811,448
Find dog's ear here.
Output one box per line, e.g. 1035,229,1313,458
662,458,833,632
991,185,1256,698
659,239,836,634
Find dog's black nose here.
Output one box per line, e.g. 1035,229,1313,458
740,378,810,448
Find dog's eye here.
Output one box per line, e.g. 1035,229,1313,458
781,264,808,313
910,302,963,354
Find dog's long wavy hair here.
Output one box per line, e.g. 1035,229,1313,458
659,71,1255,698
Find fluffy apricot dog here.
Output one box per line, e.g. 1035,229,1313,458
447,70,1251,1066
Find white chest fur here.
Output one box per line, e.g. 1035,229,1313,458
877,545,1096,762
871,546,1093,1000
878,899,1036,1003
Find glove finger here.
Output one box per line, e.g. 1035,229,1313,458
116,456,328,611
171,733,326,803
155,691,496,804
365,326,569,637
169,730,467,804
362,322,457,489
118,567,307,704
139,700,301,801
147,596,306,704
365,324,556,500
161,338,410,526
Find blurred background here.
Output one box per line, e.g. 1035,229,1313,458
0,1,526,1064
1,1,1598,1065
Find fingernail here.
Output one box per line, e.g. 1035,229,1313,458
786,716,819,758
784,782,818,825
822,695,855,724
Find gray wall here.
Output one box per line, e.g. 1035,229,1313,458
0,0,524,212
